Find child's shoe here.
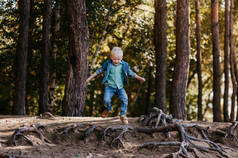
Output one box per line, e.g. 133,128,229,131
120,115,128,125
102,109,110,118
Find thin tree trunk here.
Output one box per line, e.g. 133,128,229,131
230,0,238,121
229,0,237,121
145,66,152,114
211,0,222,122
13,0,30,115
63,0,89,116
89,83,95,116
154,0,167,112
195,0,203,121
90,1,113,73
49,3,60,113
223,0,230,122
170,0,190,120
230,45,236,122
25,0,35,115
39,0,52,114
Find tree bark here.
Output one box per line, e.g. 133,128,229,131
211,0,222,122
195,0,203,121
39,0,52,114
49,2,60,113
231,0,238,121
13,0,30,115
154,0,167,112
25,0,35,115
63,0,89,116
170,0,190,120
229,0,237,122
223,0,230,122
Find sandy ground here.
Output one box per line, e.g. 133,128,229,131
0,115,238,158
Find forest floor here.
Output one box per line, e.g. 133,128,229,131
0,115,238,158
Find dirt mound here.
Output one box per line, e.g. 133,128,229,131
0,116,238,158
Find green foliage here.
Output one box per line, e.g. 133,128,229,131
0,0,237,120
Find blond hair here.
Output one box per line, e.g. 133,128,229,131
111,47,123,57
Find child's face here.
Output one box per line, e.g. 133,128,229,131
110,54,122,66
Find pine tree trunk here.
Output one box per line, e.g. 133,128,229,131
154,0,167,112
223,0,230,122
230,0,238,121
170,0,190,120
13,0,30,115
229,0,237,121
195,0,203,121
39,0,52,114
211,0,222,122
25,0,35,115
63,0,89,116
49,3,60,113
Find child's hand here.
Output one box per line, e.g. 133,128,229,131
139,77,146,83
135,75,146,83
86,72,97,84
86,78,90,84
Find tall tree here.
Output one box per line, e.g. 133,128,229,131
223,0,230,122
229,0,237,121
195,0,203,121
154,0,167,112
211,0,222,122
49,2,60,113
170,0,190,119
39,0,52,114
63,0,89,116
13,0,30,115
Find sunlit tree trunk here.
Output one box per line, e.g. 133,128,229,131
229,0,237,121
154,0,167,112
63,0,89,116
223,0,230,122
211,0,222,122
170,0,190,120
195,0,203,121
231,0,238,121
49,2,60,113
39,0,52,114
13,0,30,115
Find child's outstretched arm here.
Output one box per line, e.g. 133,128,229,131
134,74,146,83
86,72,97,84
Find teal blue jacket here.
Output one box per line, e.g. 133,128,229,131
96,60,136,85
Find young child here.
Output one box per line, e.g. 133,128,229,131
86,47,145,124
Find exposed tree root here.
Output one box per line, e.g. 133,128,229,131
225,122,238,141
138,108,230,158
103,125,133,148
3,109,237,158
56,124,104,144
140,107,174,138
0,153,33,158
37,112,55,120
83,125,98,143
140,107,173,127
7,124,50,146
58,123,88,135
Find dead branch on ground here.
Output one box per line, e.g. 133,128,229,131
37,112,55,120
